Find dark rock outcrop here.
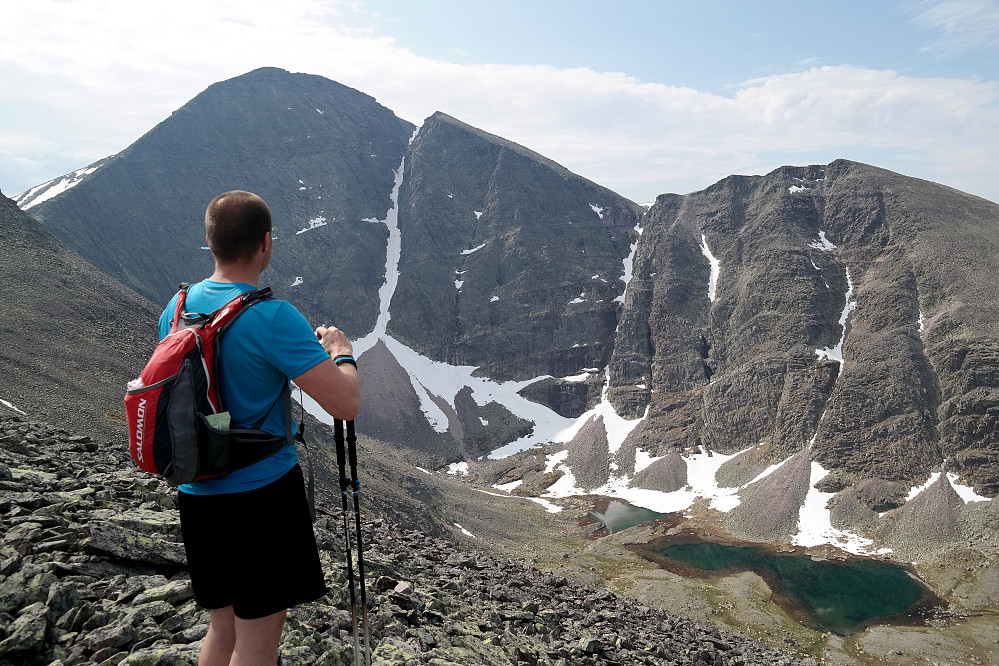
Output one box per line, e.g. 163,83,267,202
390,112,644,382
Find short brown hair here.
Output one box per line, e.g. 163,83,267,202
205,191,272,264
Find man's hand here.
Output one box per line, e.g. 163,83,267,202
296,325,362,421
315,325,354,359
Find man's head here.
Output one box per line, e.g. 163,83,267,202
205,191,272,265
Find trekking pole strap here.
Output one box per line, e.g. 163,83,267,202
283,385,316,522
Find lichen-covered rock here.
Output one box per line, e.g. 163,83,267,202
0,601,48,659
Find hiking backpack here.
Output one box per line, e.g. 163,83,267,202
124,284,292,485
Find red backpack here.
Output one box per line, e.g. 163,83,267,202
125,284,291,485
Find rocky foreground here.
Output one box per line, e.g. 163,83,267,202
0,414,812,666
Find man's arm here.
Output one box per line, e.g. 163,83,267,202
293,325,361,421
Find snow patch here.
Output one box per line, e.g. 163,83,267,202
474,211,483,219
545,444,746,514
809,231,837,252
590,204,604,219
296,216,328,234
563,370,594,383
793,461,889,554
700,234,720,302
528,497,564,513
453,523,475,538
291,277,303,287
0,399,27,415
907,472,992,503
615,223,643,304
494,479,524,492
461,243,487,255
17,165,102,210
815,268,855,375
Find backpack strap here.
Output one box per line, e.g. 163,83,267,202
288,387,317,522
182,282,316,517
232,383,315,521
169,283,192,334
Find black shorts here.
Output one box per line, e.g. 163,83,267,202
178,464,327,619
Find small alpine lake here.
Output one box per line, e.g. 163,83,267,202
628,530,944,635
582,498,668,537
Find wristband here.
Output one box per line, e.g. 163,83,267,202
333,355,357,368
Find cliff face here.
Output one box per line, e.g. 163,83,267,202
390,112,644,381
611,160,999,496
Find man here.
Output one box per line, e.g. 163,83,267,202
158,190,361,666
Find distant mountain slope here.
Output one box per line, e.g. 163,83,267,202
609,160,999,495
0,190,159,437
25,67,416,339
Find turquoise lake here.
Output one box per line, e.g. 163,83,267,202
638,539,934,635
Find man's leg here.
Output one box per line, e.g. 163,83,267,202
231,609,287,666
199,606,236,666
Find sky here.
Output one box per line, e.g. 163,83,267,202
1,0,997,205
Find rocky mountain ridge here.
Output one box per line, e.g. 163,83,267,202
19,67,416,339
10,67,999,568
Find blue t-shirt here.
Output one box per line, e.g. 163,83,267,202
158,280,330,495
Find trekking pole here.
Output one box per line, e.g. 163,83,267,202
334,420,362,666
345,420,372,666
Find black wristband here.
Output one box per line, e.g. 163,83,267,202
333,355,357,368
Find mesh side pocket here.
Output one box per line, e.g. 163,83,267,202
196,413,232,477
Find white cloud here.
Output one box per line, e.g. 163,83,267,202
0,0,997,204
910,0,999,53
